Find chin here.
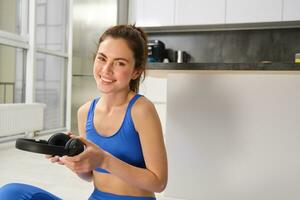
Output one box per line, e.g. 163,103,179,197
97,85,114,94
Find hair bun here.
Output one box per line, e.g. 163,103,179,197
129,24,147,42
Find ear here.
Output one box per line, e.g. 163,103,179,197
131,68,143,80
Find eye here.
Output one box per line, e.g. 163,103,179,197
115,61,126,67
96,56,106,62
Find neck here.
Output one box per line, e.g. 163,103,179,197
100,89,134,109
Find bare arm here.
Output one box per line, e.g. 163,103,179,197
101,97,168,192
76,102,93,182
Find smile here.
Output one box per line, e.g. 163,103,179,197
100,76,115,83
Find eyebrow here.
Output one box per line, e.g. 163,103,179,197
97,52,130,63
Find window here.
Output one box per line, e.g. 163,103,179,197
35,53,67,130
0,0,72,134
36,0,68,52
0,44,26,103
34,0,69,130
0,0,25,35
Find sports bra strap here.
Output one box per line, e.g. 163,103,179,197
127,94,142,111
87,97,100,123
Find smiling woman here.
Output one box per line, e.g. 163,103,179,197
0,25,168,200
76,25,167,199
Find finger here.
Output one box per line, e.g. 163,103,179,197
66,131,72,135
60,156,89,173
60,158,78,171
50,156,60,163
59,156,70,166
60,155,76,162
57,160,65,165
66,132,75,138
59,155,81,163
45,155,53,159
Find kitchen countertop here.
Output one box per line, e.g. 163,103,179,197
147,62,300,71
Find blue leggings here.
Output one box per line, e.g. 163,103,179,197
0,183,61,200
0,183,156,200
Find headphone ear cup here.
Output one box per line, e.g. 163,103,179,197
48,133,71,146
65,138,85,156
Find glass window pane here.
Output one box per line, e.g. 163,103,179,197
0,0,27,34
36,0,68,52
35,53,67,130
0,44,26,103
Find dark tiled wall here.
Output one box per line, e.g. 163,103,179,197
148,28,300,63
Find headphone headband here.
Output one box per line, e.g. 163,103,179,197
16,139,67,156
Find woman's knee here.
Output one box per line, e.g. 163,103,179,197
0,183,62,200
0,183,29,198
1,183,25,192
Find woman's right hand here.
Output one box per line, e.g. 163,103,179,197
45,155,64,165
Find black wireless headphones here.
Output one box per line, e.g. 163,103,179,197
15,133,85,156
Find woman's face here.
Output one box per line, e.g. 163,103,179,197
93,37,139,94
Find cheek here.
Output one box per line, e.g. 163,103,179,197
119,69,134,81
93,62,100,74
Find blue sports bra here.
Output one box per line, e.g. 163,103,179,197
86,94,146,173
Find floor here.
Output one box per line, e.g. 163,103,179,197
0,136,93,199
0,135,168,200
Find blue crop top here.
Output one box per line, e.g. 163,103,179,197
86,94,146,173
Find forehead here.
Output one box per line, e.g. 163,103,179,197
98,37,134,60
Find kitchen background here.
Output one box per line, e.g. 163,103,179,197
148,28,300,63
71,1,300,200
1,0,300,200
72,0,300,200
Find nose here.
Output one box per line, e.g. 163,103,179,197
101,61,113,74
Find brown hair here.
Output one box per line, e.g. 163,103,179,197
97,24,148,93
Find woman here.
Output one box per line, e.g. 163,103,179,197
0,25,168,200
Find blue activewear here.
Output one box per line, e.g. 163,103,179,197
0,183,156,200
86,94,146,174
89,188,155,200
0,183,61,200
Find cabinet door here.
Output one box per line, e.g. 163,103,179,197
128,0,175,27
139,76,167,134
282,0,300,21
226,0,282,23
175,0,226,25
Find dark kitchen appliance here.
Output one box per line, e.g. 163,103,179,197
147,40,166,62
175,50,189,63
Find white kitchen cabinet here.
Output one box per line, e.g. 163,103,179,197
226,0,282,23
165,72,300,200
139,76,167,134
129,0,299,28
175,0,226,25
128,0,175,27
282,0,300,21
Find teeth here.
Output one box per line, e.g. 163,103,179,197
101,77,114,83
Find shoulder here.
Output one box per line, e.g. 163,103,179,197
131,95,160,132
131,95,156,118
131,95,163,138
77,101,92,120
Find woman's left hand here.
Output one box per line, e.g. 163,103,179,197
59,137,107,173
